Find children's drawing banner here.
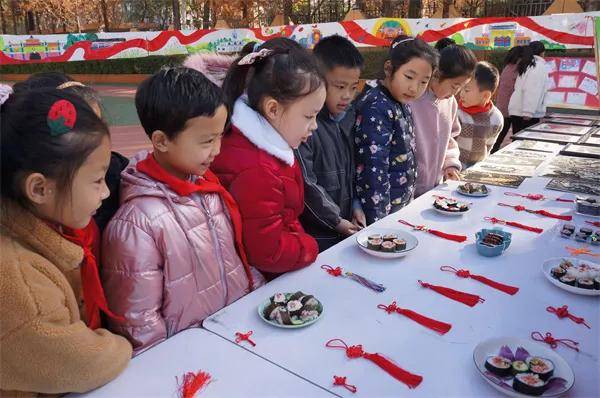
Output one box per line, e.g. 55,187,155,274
545,57,599,108
1,12,598,64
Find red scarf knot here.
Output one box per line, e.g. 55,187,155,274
458,99,493,115
547,305,590,329
136,152,255,291
235,331,256,347
531,331,579,352
321,264,343,277
333,376,358,393
377,301,399,314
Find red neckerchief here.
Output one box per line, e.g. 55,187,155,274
136,152,255,291
458,99,493,115
51,219,122,329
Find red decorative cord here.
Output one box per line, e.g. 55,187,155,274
333,376,357,393
531,331,579,352
235,331,256,347
546,305,590,329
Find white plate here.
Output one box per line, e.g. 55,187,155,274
542,257,600,296
456,185,491,197
257,294,323,329
433,206,470,216
356,228,418,259
473,336,575,398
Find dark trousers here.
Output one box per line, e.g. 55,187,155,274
510,115,540,135
491,117,512,153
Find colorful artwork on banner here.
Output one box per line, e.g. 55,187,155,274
545,57,599,108
0,12,597,64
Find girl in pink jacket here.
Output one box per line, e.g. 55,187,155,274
102,67,265,355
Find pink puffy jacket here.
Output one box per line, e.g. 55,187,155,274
102,152,265,354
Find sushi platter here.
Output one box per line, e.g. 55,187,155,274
432,196,471,216
543,258,600,296
356,228,418,259
258,292,323,328
474,337,574,397
456,182,490,197
558,223,599,245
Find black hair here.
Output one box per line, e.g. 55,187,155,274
434,37,456,52
1,88,109,207
61,83,102,113
387,35,438,76
258,37,303,51
11,71,73,94
240,41,258,56
437,44,477,81
222,46,324,115
517,41,545,76
504,45,525,66
473,61,500,93
313,35,364,71
135,66,226,140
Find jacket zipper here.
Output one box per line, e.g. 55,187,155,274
199,196,229,306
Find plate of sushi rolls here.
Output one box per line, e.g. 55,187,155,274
457,182,490,197
356,228,418,259
543,257,600,296
433,197,471,216
474,337,574,397
258,291,323,329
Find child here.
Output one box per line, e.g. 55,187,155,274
457,61,504,167
492,45,524,153
411,44,477,197
213,47,326,273
101,67,265,354
508,41,548,134
0,89,131,395
296,35,365,251
355,36,438,224
11,72,130,232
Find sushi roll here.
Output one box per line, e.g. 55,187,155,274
560,275,576,286
482,233,504,246
577,278,595,290
381,241,396,252
513,373,546,396
574,232,588,242
511,360,529,376
580,227,593,237
382,233,398,242
286,300,303,317
563,224,576,234
368,238,383,250
300,294,318,307
527,357,554,381
274,308,293,325
559,259,574,269
484,356,512,377
272,293,287,306
393,238,407,251
264,303,284,320
551,266,566,279
594,276,600,290
368,234,382,241
289,291,306,301
299,309,319,322
560,229,573,238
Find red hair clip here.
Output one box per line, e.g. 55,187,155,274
47,99,77,136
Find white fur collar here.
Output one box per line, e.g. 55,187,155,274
231,96,295,166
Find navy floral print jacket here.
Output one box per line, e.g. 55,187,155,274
355,83,417,224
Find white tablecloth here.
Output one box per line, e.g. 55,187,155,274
203,177,599,397
72,328,334,397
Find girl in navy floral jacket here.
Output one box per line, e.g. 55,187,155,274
355,36,438,224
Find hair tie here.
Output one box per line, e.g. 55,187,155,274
392,37,415,49
238,48,274,66
56,81,86,90
47,99,77,136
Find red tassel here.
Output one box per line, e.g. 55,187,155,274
378,302,452,335
533,209,572,221
428,228,468,243
325,339,423,389
505,220,543,233
177,371,211,398
363,352,423,389
418,280,484,307
585,221,600,228
440,266,519,296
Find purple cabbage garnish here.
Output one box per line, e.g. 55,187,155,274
484,371,514,391
544,377,567,395
499,345,514,361
514,346,530,362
